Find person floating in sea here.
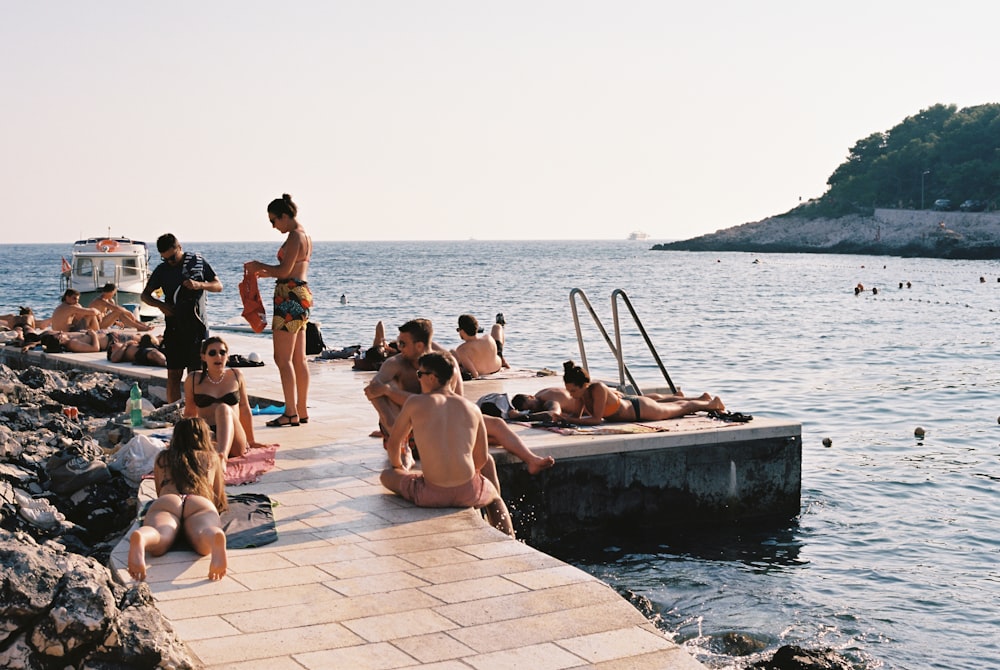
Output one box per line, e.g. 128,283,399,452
379,352,515,538
127,417,228,582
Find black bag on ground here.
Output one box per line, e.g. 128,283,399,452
306,321,326,355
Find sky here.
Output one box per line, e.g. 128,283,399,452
3,1,999,243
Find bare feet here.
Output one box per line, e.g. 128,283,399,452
526,454,556,475
127,531,147,581
708,396,726,412
208,530,227,581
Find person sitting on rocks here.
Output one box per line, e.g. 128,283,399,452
127,417,228,581
380,352,515,537
88,283,153,331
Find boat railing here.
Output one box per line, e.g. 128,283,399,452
569,288,676,395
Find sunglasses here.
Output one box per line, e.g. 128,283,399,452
206,349,228,357
161,248,181,262
269,216,279,227
416,370,433,378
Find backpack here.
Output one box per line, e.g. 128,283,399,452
306,321,326,355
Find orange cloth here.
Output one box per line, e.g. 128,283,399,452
239,268,267,333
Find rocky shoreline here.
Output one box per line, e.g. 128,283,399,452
0,362,198,668
654,208,1000,259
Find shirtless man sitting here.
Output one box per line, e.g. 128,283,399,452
380,352,514,537
365,319,554,475
49,289,102,332
453,314,509,378
88,283,152,331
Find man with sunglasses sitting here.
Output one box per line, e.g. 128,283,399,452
380,351,514,537
141,233,222,402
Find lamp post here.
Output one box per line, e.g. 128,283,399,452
921,170,930,210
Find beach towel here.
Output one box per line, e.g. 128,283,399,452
138,492,277,549
239,268,267,333
221,493,278,548
518,420,671,436
225,443,280,485
474,368,553,380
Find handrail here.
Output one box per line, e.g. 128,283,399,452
569,288,640,391
611,289,676,395
569,287,675,395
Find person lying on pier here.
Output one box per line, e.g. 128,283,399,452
365,319,554,475
509,387,584,422
380,352,515,537
127,417,228,582
107,333,167,367
559,360,725,424
49,289,103,332
39,329,102,354
0,306,48,330
88,283,153,331
183,336,259,461
352,320,399,371
452,313,509,379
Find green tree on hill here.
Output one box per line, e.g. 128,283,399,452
791,103,1000,217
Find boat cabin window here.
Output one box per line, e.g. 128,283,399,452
75,258,94,277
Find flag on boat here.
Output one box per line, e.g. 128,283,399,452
60,257,71,274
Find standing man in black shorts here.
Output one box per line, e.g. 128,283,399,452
142,234,223,402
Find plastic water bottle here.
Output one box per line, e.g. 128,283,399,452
129,382,143,427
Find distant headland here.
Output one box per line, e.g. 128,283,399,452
656,102,1000,259
652,208,1000,259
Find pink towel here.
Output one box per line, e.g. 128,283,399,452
225,444,280,485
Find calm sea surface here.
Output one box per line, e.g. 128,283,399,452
3,240,999,669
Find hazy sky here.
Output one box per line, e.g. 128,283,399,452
3,1,997,243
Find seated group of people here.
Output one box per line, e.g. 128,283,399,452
2,286,165,365
364,316,728,540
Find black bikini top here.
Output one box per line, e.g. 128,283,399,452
193,392,239,408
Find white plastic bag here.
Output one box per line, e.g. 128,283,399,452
107,434,166,487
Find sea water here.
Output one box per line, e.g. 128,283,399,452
2,240,999,669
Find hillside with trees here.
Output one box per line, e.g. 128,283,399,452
657,103,1000,258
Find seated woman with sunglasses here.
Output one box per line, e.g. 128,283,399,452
183,336,259,461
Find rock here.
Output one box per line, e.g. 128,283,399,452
655,208,1000,260
0,530,197,669
750,644,856,670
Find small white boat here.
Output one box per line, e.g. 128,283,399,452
60,237,159,321
628,230,650,241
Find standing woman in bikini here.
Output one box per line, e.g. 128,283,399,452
127,417,228,581
560,360,725,424
184,336,257,459
244,194,313,427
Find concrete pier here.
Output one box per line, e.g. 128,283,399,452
2,331,801,668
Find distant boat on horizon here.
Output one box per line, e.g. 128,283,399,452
627,230,649,241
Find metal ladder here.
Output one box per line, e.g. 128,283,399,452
569,288,676,395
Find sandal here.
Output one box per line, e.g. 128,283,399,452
299,416,309,424
266,414,299,427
